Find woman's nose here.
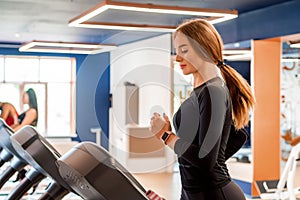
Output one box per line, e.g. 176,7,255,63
175,54,182,62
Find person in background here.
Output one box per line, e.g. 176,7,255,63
11,88,38,131
0,101,19,126
150,19,255,200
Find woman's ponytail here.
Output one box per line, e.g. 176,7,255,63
220,64,255,129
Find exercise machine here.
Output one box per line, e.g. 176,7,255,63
0,119,31,190
57,142,156,200
258,143,300,200
8,125,77,200
0,118,15,167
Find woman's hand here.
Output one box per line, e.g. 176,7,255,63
150,112,171,139
163,113,172,132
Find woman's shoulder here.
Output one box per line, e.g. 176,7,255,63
20,108,37,116
194,79,229,104
26,108,37,115
196,78,226,95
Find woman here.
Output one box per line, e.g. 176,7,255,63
0,101,19,126
150,19,255,200
12,88,38,131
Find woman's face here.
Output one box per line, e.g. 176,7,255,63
22,92,29,104
174,32,204,75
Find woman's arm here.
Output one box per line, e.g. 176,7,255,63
1,103,19,126
0,103,10,119
12,113,19,126
13,108,37,131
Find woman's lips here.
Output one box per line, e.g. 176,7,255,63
180,64,186,69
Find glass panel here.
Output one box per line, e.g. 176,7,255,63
40,58,72,82
281,45,300,160
0,83,21,112
5,57,39,82
0,57,4,82
24,84,46,134
47,83,72,135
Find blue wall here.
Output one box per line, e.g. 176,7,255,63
76,53,110,150
0,48,111,149
216,0,300,44
226,61,251,84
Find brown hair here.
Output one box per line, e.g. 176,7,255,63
175,19,255,129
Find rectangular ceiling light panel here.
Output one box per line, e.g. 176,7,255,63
222,49,252,61
290,43,300,48
19,41,116,54
69,0,238,32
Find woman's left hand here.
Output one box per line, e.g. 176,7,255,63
150,112,169,139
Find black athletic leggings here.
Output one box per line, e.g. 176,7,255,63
180,181,246,200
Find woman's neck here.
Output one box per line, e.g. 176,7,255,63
193,62,222,88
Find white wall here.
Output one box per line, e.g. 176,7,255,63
111,34,172,129
110,34,175,172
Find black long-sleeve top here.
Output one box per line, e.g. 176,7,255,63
173,77,232,192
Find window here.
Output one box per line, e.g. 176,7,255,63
5,57,39,82
0,83,20,110
0,56,76,137
47,83,73,134
0,57,3,82
40,58,72,82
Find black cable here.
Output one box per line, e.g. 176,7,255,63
6,169,45,200
39,181,69,200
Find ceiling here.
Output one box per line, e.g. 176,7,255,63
0,0,294,48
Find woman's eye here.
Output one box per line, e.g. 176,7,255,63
181,49,188,54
